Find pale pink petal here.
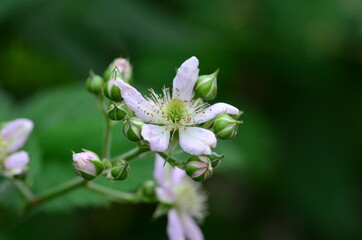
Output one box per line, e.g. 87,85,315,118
192,103,239,124
4,151,29,176
172,167,186,185
172,57,199,101
115,80,162,123
179,127,216,155
167,210,186,240
181,213,204,240
156,186,175,203
1,118,33,153
154,154,166,184
142,124,170,152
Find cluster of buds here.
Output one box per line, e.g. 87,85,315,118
0,119,33,178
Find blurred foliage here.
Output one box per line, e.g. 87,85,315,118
0,0,361,240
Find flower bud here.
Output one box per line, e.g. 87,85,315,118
213,114,240,140
209,152,224,168
72,151,104,180
2,151,29,177
86,72,104,95
103,58,132,83
103,77,123,102
108,160,130,181
194,69,218,100
107,103,128,121
122,117,144,142
140,180,157,202
1,118,33,153
185,156,213,182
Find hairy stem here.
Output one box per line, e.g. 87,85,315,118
86,182,138,203
112,146,150,162
10,178,36,203
31,177,86,206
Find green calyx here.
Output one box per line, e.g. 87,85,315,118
109,160,130,181
107,103,128,121
165,99,187,123
185,156,213,182
122,117,145,142
86,71,104,95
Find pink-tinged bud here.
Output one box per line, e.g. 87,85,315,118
72,151,104,180
3,151,29,176
185,156,213,182
104,58,132,83
1,119,33,153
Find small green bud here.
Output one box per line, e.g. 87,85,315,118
195,69,218,100
103,78,123,102
140,180,157,202
104,58,132,83
107,103,128,121
108,160,130,181
185,155,213,182
122,117,144,142
209,152,224,168
72,151,104,180
213,114,241,140
86,72,104,95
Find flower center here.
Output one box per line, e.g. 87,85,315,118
174,180,207,220
165,99,187,123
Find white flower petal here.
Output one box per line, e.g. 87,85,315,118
156,186,175,204
179,127,216,155
115,79,160,123
4,151,29,176
154,154,167,184
181,213,204,240
172,167,186,185
141,124,170,152
167,210,186,240
172,57,199,101
192,103,240,124
1,118,33,153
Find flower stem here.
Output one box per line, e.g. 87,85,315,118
31,177,86,206
158,152,185,169
86,182,138,203
112,146,150,162
9,178,36,203
102,118,112,160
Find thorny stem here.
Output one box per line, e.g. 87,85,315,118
158,152,185,169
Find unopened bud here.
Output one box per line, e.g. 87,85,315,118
72,150,104,180
209,152,224,168
107,103,128,121
108,160,130,181
2,151,29,177
185,156,213,182
213,114,241,140
140,180,157,202
1,118,33,153
103,77,123,102
122,117,144,142
195,69,218,100
86,72,104,95
104,58,132,83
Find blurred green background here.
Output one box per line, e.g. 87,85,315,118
0,0,361,239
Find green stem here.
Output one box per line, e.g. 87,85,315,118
32,177,86,206
102,118,112,160
86,182,138,203
158,152,185,169
10,178,36,203
112,146,150,162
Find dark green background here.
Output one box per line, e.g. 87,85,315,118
0,0,361,239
